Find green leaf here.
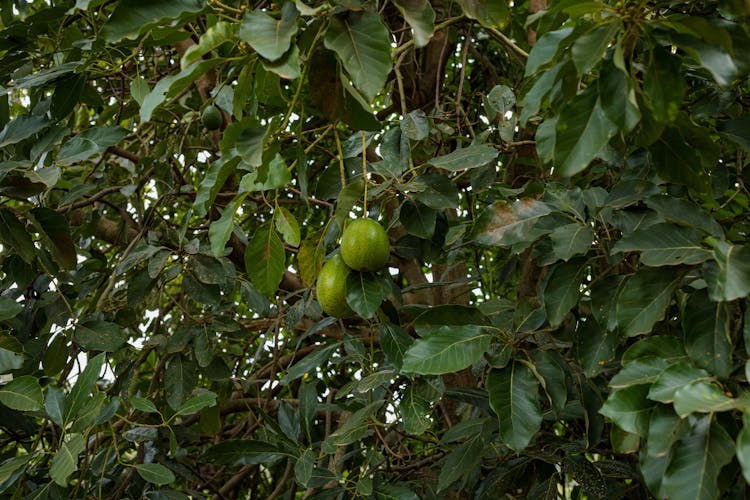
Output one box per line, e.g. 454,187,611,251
540,260,582,327
599,385,653,437
457,0,509,29
399,200,436,239
0,114,51,148
427,144,498,172
646,405,689,458
0,208,36,264
598,61,640,132
575,320,618,377
0,376,43,411
182,21,237,68
683,290,732,378
324,11,392,102
550,223,593,261
240,3,298,61
401,109,429,140
174,392,217,417
193,156,238,217
130,396,159,414
392,0,435,48
553,86,618,177
411,173,459,209
245,224,286,298
323,401,383,452
662,417,734,500
135,463,176,485
0,454,34,492
165,354,197,410
703,240,750,301
571,21,620,75
295,448,314,486
520,61,567,125
612,222,709,266
280,344,339,385
345,272,388,319
201,440,285,465
101,0,204,42
487,362,542,451
673,382,740,418
643,46,684,123
209,195,246,257
400,383,432,435
737,413,750,485
239,154,292,192
56,126,128,166
526,27,573,76
437,436,484,491
0,297,22,322
74,320,127,352
274,206,301,247
472,199,554,250
401,325,491,375
609,357,671,388
49,433,85,486
650,126,710,192
648,361,711,403
615,267,680,337
65,353,105,424
645,196,723,237
622,335,686,366
380,324,413,370
140,59,224,123
30,207,76,269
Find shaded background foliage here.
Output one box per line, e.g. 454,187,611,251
1,0,750,498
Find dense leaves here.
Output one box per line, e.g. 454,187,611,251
1,0,750,498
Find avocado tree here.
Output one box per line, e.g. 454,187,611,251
1,0,750,497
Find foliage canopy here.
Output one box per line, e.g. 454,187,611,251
1,0,750,498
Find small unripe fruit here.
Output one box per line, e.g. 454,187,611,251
316,254,354,318
340,218,390,272
201,105,223,130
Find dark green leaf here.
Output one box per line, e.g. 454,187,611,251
192,156,238,218
165,354,197,410
550,223,593,261
540,260,582,327
49,433,85,486
644,47,684,122
322,401,383,452
571,21,620,75
487,362,542,451
245,224,286,298
56,127,128,166
280,344,339,385
400,383,432,435
0,376,43,411
135,463,175,486
74,320,127,352
30,207,76,269
673,382,739,417
101,0,204,42
401,325,491,375
399,200,436,239
345,272,388,319
702,240,750,301
612,222,709,266
393,0,435,48
615,267,680,337
380,324,414,370
662,417,734,500
683,290,732,377
457,0,509,29
553,86,618,177
526,28,573,76
437,436,484,491
411,173,459,209
427,144,498,172
0,114,51,148
239,154,291,192
648,361,711,403
174,392,217,417
599,385,653,437
0,208,35,264
65,353,105,424
239,3,298,61
324,11,392,102
0,297,22,322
